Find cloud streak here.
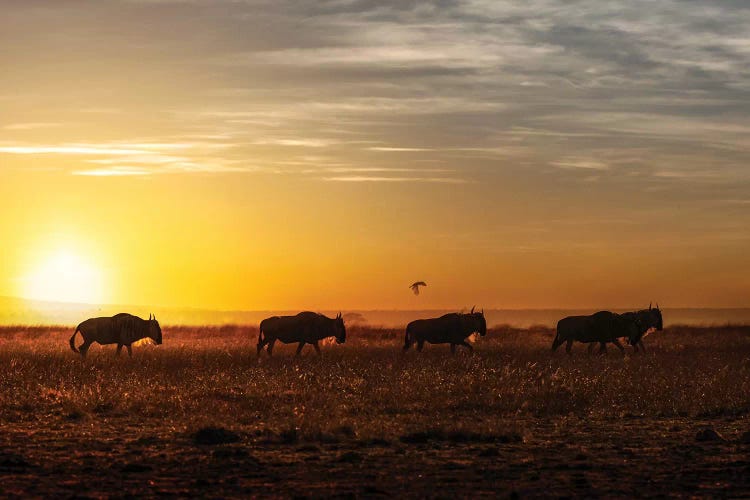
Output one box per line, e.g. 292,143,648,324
323,176,469,183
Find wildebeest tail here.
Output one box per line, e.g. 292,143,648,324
551,329,562,351
403,324,412,349
69,326,80,353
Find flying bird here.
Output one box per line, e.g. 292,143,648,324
409,281,427,295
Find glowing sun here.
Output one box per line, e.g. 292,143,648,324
21,250,105,304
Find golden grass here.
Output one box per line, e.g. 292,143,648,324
2,324,750,443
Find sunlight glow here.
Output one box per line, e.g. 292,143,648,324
20,250,105,304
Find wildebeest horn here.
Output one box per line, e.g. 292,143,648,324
470,306,475,314
649,302,652,310
655,302,659,310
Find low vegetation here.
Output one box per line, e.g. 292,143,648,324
1,324,750,496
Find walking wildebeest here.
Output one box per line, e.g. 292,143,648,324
69,313,163,357
587,303,664,353
403,307,487,353
552,310,641,355
256,311,346,357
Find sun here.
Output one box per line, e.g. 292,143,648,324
21,250,105,304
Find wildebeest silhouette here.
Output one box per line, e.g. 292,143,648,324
69,313,162,357
256,311,345,357
403,307,487,353
587,304,664,353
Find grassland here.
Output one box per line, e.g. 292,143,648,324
1,324,750,497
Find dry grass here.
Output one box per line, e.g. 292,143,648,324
2,324,750,496
2,324,750,434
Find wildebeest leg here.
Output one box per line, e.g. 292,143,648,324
126,344,133,357
417,340,424,352
312,341,321,356
598,343,607,355
459,341,474,352
638,340,646,352
551,336,562,352
611,339,625,354
295,342,306,356
450,344,456,354
79,340,93,358
267,339,276,356
116,344,123,357
565,339,573,355
256,337,267,356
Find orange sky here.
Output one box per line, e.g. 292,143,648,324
1,1,749,310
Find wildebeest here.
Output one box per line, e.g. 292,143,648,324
587,304,664,353
256,311,345,357
552,310,641,355
403,307,487,353
69,313,163,357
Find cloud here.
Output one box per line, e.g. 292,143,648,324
3,122,64,130
367,147,434,152
0,141,248,175
252,138,336,148
323,175,469,183
0,145,147,155
551,158,609,170
1,0,749,192
72,167,152,176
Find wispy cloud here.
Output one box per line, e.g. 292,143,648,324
0,141,245,175
0,145,147,155
551,158,609,170
367,147,434,152
252,138,335,148
72,167,152,176
323,176,469,184
3,122,64,130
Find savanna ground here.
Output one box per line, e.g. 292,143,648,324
2,324,750,497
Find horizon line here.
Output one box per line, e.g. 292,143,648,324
0,295,746,312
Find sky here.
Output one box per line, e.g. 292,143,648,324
1,0,749,311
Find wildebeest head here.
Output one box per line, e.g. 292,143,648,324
148,314,163,345
466,307,487,336
640,303,663,332
334,312,346,344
